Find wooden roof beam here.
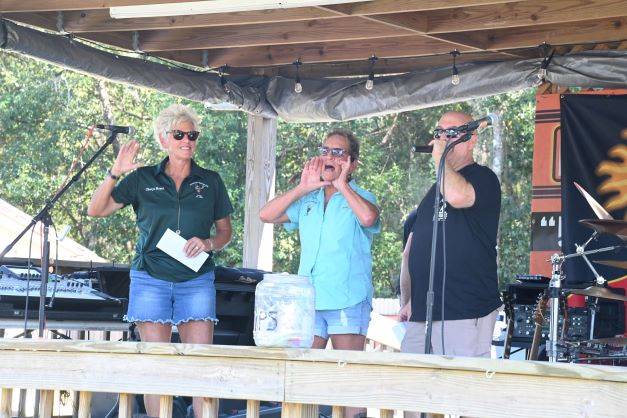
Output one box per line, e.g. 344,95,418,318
7,8,343,33
0,0,527,14
157,36,478,68
90,17,414,52
482,17,627,50
320,0,520,15
0,0,195,12
424,0,627,34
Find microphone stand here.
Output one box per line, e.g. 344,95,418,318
423,132,473,354
0,130,121,338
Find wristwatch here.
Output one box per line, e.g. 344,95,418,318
107,168,120,181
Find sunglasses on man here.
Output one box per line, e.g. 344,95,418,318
167,130,200,141
432,128,462,139
318,146,348,158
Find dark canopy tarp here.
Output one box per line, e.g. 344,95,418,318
2,19,627,122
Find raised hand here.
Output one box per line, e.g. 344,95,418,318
111,140,142,176
429,138,447,168
299,157,330,192
331,155,352,189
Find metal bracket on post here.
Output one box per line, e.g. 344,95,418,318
56,11,68,34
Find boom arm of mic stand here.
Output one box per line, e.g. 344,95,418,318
423,133,472,354
0,132,120,261
0,131,120,338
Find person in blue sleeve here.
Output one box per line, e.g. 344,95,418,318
260,130,380,358
87,104,233,418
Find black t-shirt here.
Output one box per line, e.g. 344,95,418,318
407,163,502,321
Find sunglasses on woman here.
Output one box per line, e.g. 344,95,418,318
167,130,200,141
318,146,348,157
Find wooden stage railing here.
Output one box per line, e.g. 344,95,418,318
0,339,625,418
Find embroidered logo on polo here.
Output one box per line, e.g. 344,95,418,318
145,186,165,192
305,202,315,215
190,181,208,198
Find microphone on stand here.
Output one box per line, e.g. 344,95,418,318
457,113,499,132
95,124,136,135
412,113,499,153
411,145,433,154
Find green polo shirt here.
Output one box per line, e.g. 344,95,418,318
111,157,233,282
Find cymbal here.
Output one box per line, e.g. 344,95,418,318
579,219,627,241
569,286,627,302
574,182,612,220
594,260,627,270
584,337,627,347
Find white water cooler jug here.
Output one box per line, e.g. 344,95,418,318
253,273,315,348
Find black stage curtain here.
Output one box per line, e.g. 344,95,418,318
561,94,627,285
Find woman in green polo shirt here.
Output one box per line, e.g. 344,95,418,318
87,103,233,418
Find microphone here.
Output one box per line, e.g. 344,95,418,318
95,124,135,135
411,145,433,154
457,113,499,132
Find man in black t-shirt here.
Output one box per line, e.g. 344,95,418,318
399,111,502,357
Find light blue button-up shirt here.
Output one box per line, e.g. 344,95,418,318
285,180,380,310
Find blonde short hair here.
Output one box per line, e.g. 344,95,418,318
153,104,201,149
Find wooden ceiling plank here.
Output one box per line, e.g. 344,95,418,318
316,7,486,58
0,0,194,12
358,14,486,50
23,8,343,33
323,0,521,15
124,17,412,52
425,0,627,34
159,36,478,68
483,17,627,50
0,0,519,14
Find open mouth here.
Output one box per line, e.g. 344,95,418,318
324,164,335,172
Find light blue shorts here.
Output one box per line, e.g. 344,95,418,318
124,269,217,326
314,299,371,339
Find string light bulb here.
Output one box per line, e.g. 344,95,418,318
293,59,303,93
365,55,378,90
450,50,461,86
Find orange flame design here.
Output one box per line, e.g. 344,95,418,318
596,132,627,219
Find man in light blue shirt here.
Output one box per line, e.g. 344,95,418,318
260,130,380,356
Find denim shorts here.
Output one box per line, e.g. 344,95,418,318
124,269,218,326
314,299,371,339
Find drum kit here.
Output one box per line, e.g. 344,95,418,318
545,182,627,364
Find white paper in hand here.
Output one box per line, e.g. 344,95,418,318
156,228,209,272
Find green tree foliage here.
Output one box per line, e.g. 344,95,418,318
0,52,535,296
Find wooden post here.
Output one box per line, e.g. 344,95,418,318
379,409,394,418
38,390,54,418
281,403,317,418
0,388,12,418
118,393,133,418
200,397,219,418
159,395,172,418
246,400,260,418
331,406,344,418
244,114,277,270
77,391,92,418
